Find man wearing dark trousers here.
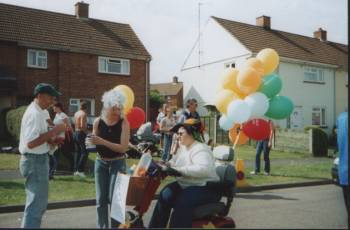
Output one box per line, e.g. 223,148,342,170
19,83,66,228
73,101,88,177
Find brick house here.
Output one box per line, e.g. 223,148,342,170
0,2,151,122
150,76,183,110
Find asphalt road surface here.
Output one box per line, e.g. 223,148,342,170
0,184,348,229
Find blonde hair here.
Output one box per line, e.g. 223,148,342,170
101,89,126,119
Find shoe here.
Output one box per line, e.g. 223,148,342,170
263,172,270,176
250,171,258,175
76,172,86,178
49,175,54,180
74,171,79,176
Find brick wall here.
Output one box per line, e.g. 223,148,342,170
0,42,148,117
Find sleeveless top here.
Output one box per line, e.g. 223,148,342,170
96,118,124,159
183,110,200,120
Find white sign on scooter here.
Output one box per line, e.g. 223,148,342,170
111,172,130,224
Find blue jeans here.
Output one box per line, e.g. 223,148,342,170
95,158,126,228
255,140,271,173
149,181,221,228
49,150,58,178
19,153,49,228
162,134,173,161
74,131,88,172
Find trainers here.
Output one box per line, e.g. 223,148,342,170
77,172,86,178
263,172,270,176
250,171,258,175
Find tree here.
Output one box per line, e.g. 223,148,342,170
150,90,165,109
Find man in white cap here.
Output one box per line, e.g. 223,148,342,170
19,83,66,228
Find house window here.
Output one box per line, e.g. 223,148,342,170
224,62,235,68
98,56,130,75
69,98,95,116
303,67,324,83
312,107,326,127
27,49,47,68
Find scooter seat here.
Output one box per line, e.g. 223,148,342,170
193,202,226,219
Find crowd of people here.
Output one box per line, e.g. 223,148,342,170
17,82,348,228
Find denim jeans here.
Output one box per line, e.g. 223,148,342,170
49,150,58,178
95,158,126,228
255,139,271,173
19,153,49,228
74,131,88,172
149,181,221,228
162,134,173,161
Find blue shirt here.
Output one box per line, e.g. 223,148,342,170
336,112,348,185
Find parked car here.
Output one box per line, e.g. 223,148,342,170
331,157,339,185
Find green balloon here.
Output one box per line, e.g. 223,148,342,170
258,73,282,98
265,95,294,119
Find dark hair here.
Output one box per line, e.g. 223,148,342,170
80,101,88,110
186,98,198,108
54,102,64,112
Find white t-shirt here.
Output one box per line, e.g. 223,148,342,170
54,112,68,138
169,141,219,188
19,101,50,154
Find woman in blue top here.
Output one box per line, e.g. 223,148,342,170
336,111,348,214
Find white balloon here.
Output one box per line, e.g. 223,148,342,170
244,92,269,118
219,114,234,131
227,99,251,124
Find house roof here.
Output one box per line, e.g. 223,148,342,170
213,16,348,70
0,3,151,60
150,82,183,96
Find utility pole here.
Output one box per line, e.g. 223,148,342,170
198,1,202,68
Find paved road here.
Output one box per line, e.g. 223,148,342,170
0,184,347,229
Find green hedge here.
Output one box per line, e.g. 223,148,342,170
304,125,328,157
5,106,27,143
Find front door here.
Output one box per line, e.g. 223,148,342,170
290,106,303,130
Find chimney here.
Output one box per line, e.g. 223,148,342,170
75,1,89,19
314,28,327,41
256,15,271,29
172,76,178,84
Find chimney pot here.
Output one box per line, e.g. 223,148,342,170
256,15,271,29
75,1,89,19
173,76,178,84
314,28,327,41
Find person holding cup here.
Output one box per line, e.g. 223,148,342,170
89,89,130,228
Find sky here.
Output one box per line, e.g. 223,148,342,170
0,0,347,83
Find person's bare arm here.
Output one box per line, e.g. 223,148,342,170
91,119,130,153
27,124,66,149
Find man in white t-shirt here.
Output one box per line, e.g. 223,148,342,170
19,83,66,228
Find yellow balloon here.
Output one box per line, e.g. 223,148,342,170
256,48,280,75
237,67,262,95
221,68,246,98
113,85,134,113
242,58,264,76
214,89,238,114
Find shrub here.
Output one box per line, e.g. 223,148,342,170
304,126,328,157
5,106,27,143
150,90,165,109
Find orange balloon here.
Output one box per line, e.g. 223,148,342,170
229,124,249,145
214,89,238,114
236,67,262,95
221,68,246,98
243,58,264,76
256,48,280,75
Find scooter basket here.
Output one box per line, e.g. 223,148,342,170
126,176,150,206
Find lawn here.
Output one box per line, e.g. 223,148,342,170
0,146,334,206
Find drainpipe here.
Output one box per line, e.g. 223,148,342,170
333,69,336,125
145,58,151,121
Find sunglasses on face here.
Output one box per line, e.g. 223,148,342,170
177,131,185,136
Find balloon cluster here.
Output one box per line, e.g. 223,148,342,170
215,48,294,142
113,85,145,129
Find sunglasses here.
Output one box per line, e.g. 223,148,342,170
177,131,185,136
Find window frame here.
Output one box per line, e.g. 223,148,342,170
27,49,48,69
311,107,327,128
69,98,95,116
98,56,130,75
303,66,325,84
